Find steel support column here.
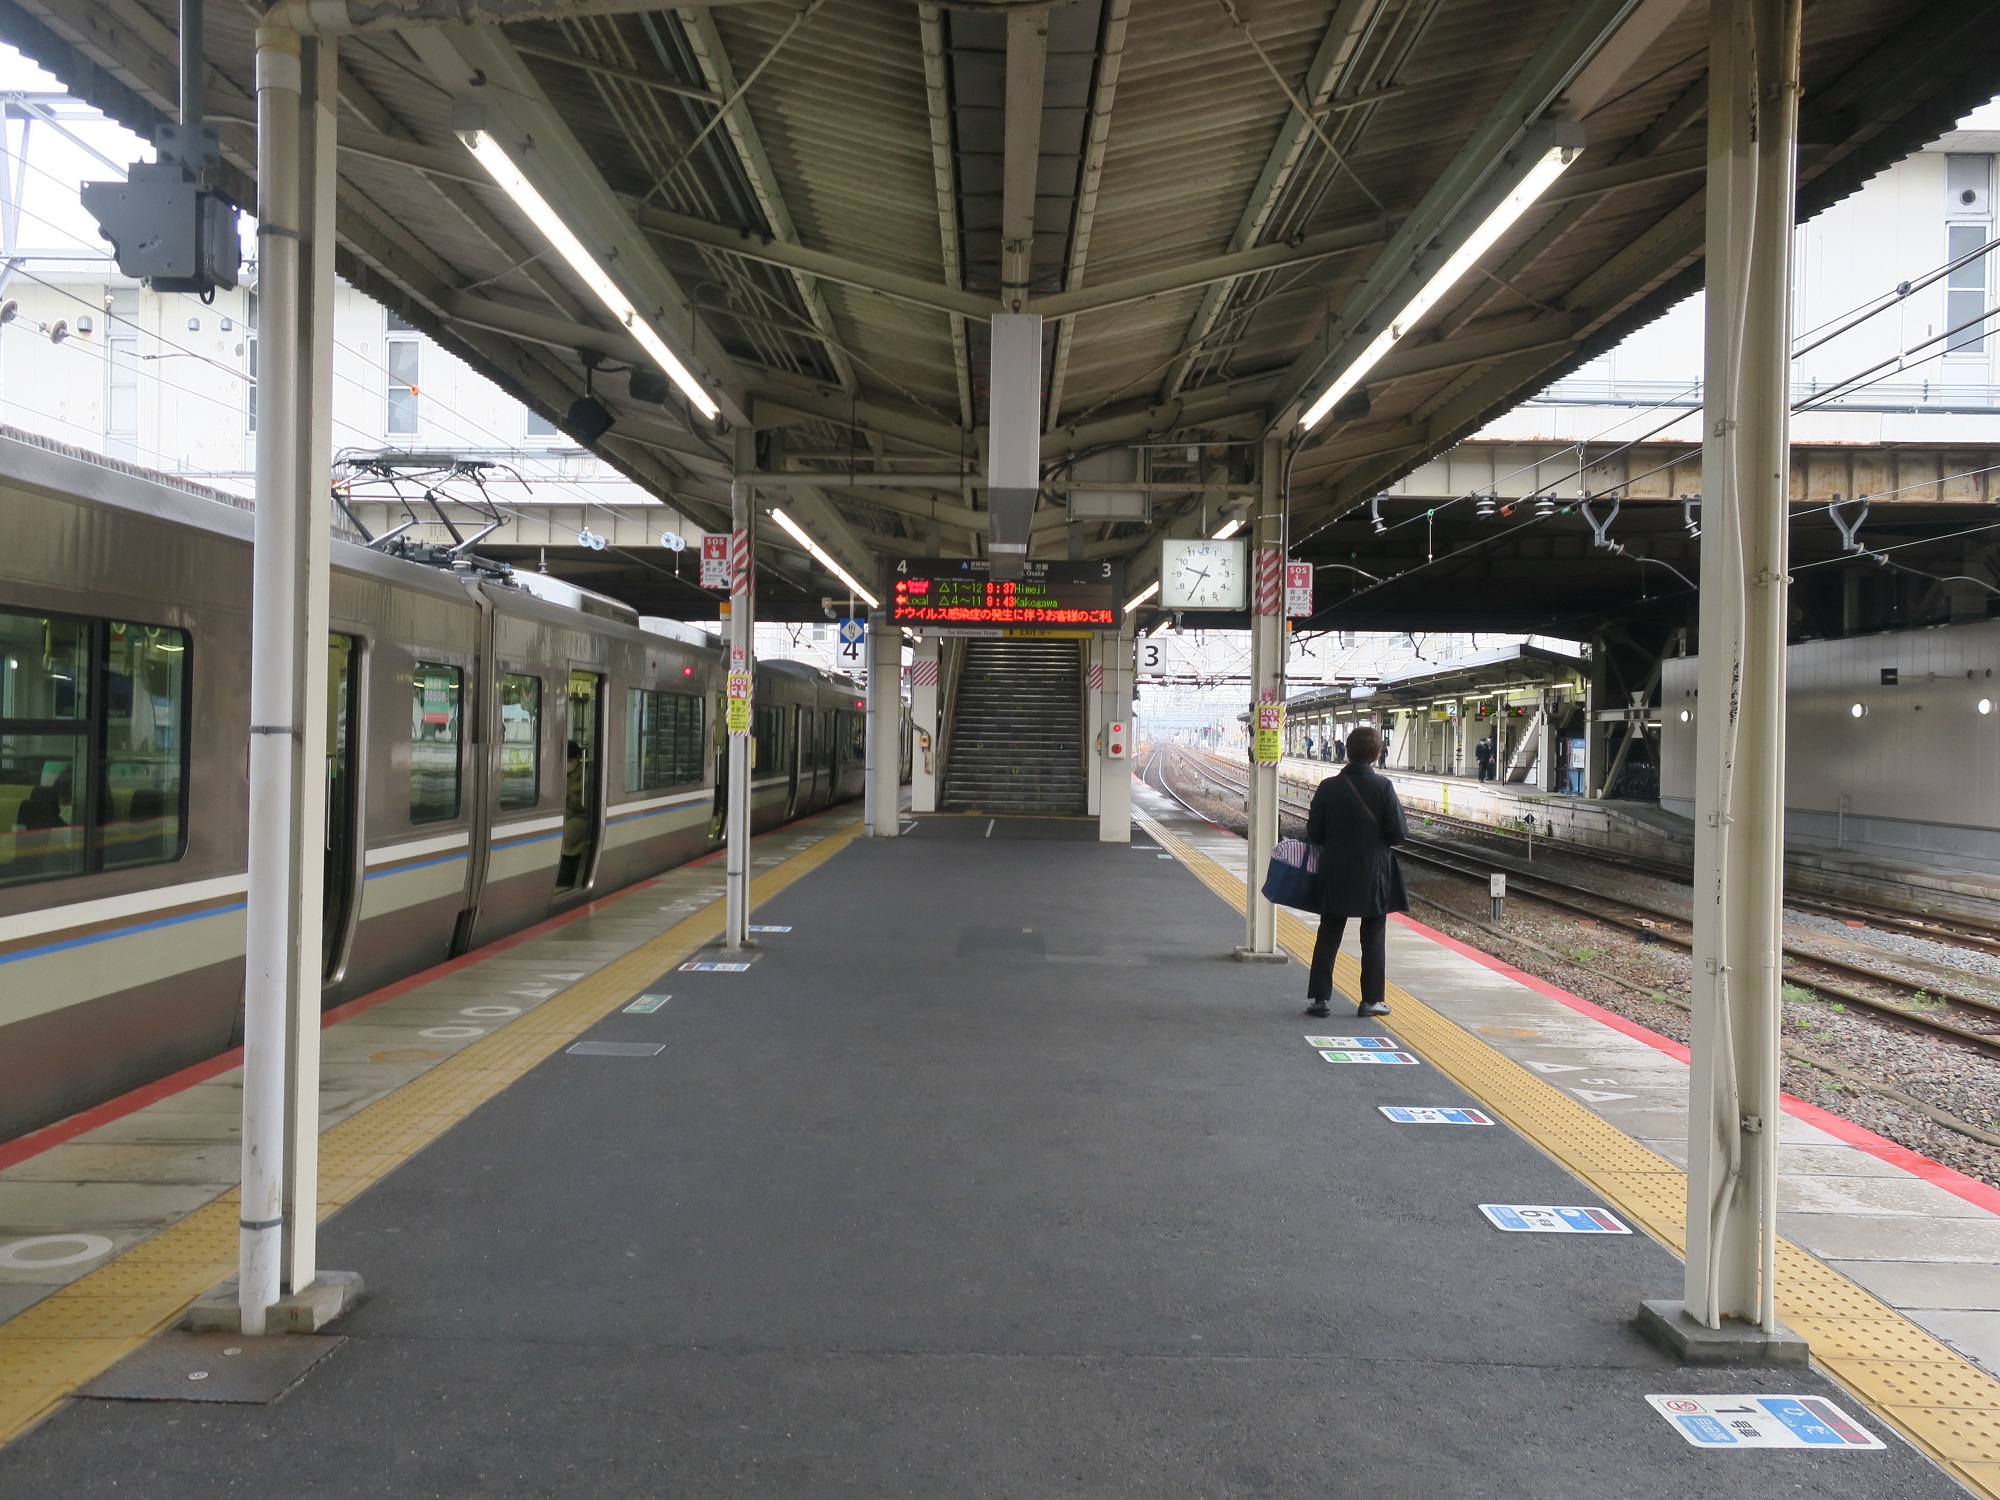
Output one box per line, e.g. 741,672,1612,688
724,429,755,951
1098,625,1133,843
240,18,307,1337
1239,436,1282,959
866,611,901,836
911,635,940,813
1654,0,1806,1360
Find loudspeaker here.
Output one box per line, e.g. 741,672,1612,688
628,366,670,405
562,395,614,444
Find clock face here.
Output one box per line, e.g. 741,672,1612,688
1159,538,1248,610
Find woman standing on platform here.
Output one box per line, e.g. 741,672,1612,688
1303,724,1408,1020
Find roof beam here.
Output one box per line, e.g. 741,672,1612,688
1044,0,1131,430
404,24,752,427
1157,0,1381,403
1266,0,1643,428
917,3,974,427
999,6,1048,313
674,6,859,397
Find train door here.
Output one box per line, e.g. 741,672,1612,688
323,633,360,981
556,670,602,892
709,688,728,841
785,705,802,818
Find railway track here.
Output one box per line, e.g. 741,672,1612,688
1157,745,2000,1062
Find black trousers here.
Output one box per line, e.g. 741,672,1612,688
1308,914,1387,1005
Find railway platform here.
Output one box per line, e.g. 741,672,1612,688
2,795,1999,1494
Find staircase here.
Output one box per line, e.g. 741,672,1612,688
941,639,1087,814
1504,705,1546,783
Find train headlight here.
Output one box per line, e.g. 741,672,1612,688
1677,710,1690,723
1849,703,1867,718
1980,699,1994,716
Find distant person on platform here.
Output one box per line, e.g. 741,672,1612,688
1474,734,1495,782
1303,724,1407,1020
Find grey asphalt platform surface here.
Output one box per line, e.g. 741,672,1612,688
0,826,1965,1497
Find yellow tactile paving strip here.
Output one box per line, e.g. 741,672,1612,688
1145,812,2000,1496
0,821,860,1451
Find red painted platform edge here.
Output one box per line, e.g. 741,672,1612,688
1390,910,2000,1221
0,873,666,1174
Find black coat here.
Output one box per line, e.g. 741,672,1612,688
1304,765,1409,917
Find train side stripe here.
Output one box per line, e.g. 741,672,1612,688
0,898,246,967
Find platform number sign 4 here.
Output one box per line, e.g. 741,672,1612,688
836,617,866,671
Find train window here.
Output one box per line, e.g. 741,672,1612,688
0,609,188,887
498,673,540,811
844,710,866,762
753,703,788,775
626,689,704,790
410,662,462,823
99,622,189,870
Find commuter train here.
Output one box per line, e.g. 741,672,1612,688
0,429,900,1142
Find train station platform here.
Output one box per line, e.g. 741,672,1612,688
1,799,1998,1494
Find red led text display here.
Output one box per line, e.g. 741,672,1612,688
890,559,1117,627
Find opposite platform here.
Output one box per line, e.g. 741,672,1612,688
0,813,1964,1495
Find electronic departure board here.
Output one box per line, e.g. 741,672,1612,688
890,559,1118,628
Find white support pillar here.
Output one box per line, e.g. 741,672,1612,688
724,431,755,950
282,28,337,1300
1098,624,1132,842
866,610,900,835
911,635,939,813
1085,636,1104,818
1536,690,1555,794
238,20,304,1338
1644,0,1807,1364
1239,436,1282,960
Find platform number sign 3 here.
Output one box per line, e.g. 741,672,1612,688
836,617,866,671
1137,638,1164,673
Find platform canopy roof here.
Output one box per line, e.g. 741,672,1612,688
11,0,1998,620
1287,639,1585,712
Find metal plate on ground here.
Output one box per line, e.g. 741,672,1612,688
680,960,754,972
1480,1204,1630,1234
1319,1049,1419,1065
566,1042,666,1057
1647,1395,1884,1449
624,994,671,1013
1305,1036,1398,1049
1379,1106,1494,1125
76,1331,342,1404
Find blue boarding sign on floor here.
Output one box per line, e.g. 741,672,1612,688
680,960,753,973
625,994,671,1013
1379,1106,1493,1126
1480,1203,1630,1234
1646,1395,1884,1450
1304,1035,1398,1049
1319,1049,1419,1065
748,925,792,933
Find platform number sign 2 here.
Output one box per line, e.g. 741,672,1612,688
836,617,866,671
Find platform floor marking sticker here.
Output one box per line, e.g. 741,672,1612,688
748,925,792,933
680,960,754,972
1525,1060,1585,1073
1304,1035,1398,1049
1319,1049,1420,1065
1571,1088,1638,1102
1646,1395,1885,1450
1480,1204,1630,1234
624,994,671,1013
565,1042,666,1058
1379,1106,1493,1125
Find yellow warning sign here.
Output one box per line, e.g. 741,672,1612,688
1254,702,1283,765
726,696,751,735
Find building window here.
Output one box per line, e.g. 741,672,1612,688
106,331,138,460
386,312,421,436
0,609,190,887
499,673,541,811
524,405,558,440
626,688,704,790
409,662,462,823
1946,223,1991,358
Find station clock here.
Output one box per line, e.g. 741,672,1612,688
1158,537,1248,611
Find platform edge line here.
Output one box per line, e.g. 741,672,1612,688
1138,809,2000,1494
0,818,861,1453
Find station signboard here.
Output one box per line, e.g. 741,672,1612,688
890,558,1117,630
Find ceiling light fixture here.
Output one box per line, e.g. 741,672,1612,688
460,127,719,421
1211,518,1244,540
769,507,879,608
1125,579,1160,613
1300,136,1581,432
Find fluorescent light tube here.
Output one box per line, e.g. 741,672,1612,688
1124,579,1160,613
1300,144,1577,432
1211,518,1243,540
770,507,880,608
462,129,719,421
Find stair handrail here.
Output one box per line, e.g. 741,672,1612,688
934,634,968,788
